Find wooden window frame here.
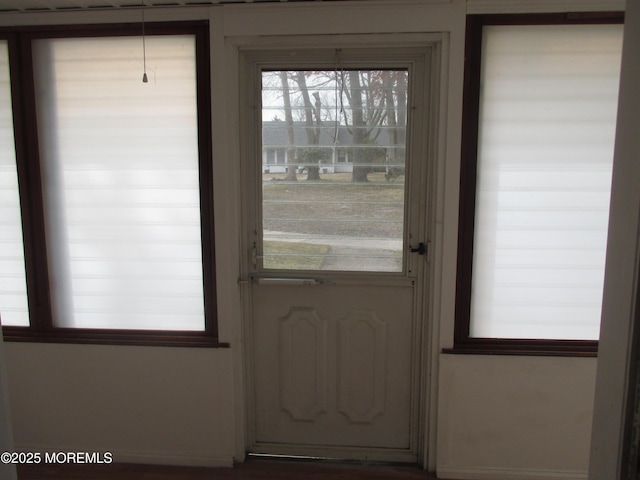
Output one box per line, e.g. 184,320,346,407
450,12,624,357
0,21,225,348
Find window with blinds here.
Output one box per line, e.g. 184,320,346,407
31,34,206,331
0,41,30,327
469,23,623,341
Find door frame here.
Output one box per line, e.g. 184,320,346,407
236,33,444,467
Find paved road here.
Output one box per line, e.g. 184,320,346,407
264,230,402,250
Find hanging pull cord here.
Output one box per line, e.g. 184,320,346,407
141,0,148,83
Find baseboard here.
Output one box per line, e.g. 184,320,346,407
437,465,588,480
14,443,235,468
112,450,234,467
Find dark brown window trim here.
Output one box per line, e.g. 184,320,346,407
444,340,598,358
1,21,223,348
452,12,623,357
2,327,230,348
0,21,209,37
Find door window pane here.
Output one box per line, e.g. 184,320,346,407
261,70,408,272
0,40,30,327
33,35,205,330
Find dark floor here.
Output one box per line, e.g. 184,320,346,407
17,458,440,480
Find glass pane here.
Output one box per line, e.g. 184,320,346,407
33,35,205,330
0,41,30,327
261,70,408,272
470,24,623,340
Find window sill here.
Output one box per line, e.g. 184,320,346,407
1,327,229,348
444,340,598,357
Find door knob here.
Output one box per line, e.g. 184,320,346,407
410,242,427,255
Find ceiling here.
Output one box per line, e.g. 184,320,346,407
0,0,359,12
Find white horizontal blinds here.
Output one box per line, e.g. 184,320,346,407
0,41,30,327
470,24,623,340
33,35,205,330
261,70,408,272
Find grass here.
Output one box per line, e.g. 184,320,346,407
262,172,405,238
261,173,405,271
263,240,330,270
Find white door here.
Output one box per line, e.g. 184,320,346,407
242,44,435,463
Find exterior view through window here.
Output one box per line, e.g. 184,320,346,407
261,69,408,272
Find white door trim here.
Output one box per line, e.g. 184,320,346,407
235,32,445,467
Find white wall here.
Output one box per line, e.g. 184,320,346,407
438,355,597,480
4,343,236,466
0,332,17,480
589,0,640,476
0,1,626,478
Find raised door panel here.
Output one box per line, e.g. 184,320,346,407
337,310,387,425
252,284,414,451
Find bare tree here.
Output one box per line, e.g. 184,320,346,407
279,71,298,181
346,71,370,182
265,69,408,183
294,71,323,180
383,70,407,179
